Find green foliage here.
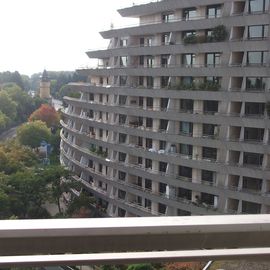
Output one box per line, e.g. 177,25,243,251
127,264,155,270
66,192,95,216
2,83,37,122
17,120,51,148
0,91,17,120
0,141,38,174
183,25,228,45
0,71,26,90
183,34,197,44
212,25,228,42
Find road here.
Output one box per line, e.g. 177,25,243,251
0,126,18,141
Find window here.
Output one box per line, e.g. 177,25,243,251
205,53,221,67
119,76,127,86
248,25,268,39
182,54,196,67
158,203,167,214
245,102,265,116
118,114,126,125
179,121,193,136
249,0,269,13
162,13,174,22
146,138,153,149
99,129,103,138
161,55,169,67
140,37,144,47
159,119,168,131
178,166,192,178
145,159,152,169
139,55,144,66
146,56,154,67
138,137,143,147
182,76,194,85
246,77,266,91
203,124,217,137
145,179,152,189
146,97,153,108
145,37,153,46
120,56,128,67
179,144,192,156
243,152,263,166
159,140,166,150
119,95,127,105
202,147,217,160
180,99,193,112
118,171,126,181
203,100,218,114
160,98,169,111
159,183,167,193
161,76,169,88
161,33,170,45
119,133,127,144
145,198,151,209
120,38,128,47
183,8,197,20
159,162,167,173
137,177,142,186
146,76,154,88
146,118,153,128
244,127,264,142
207,5,222,18
118,152,126,162
247,51,267,65
202,170,214,184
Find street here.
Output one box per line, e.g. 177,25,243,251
0,126,18,141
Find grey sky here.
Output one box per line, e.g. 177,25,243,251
0,0,146,75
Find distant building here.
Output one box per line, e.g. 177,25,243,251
40,70,51,99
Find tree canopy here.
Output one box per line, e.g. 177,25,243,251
17,120,51,148
29,104,60,127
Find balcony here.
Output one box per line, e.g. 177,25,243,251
1,215,270,267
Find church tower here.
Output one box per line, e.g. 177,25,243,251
39,69,51,99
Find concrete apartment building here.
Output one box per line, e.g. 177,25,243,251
60,0,270,217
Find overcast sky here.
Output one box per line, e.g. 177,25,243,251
0,0,147,76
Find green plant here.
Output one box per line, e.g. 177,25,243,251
212,25,228,42
89,146,96,153
183,34,197,44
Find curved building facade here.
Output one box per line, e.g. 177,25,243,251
61,0,270,217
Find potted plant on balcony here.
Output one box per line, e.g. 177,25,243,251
183,34,197,45
212,25,228,42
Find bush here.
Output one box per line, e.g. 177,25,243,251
212,25,228,42
183,34,197,44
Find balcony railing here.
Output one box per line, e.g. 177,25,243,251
1,215,270,267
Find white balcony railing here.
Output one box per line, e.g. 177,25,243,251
0,215,270,267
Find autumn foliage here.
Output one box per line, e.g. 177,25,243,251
164,262,204,270
29,104,60,127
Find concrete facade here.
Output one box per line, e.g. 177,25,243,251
61,0,270,217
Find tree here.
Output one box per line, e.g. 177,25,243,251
0,91,17,121
0,110,10,132
40,165,71,213
6,169,50,219
17,121,51,148
2,83,36,122
127,264,155,270
29,104,60,128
